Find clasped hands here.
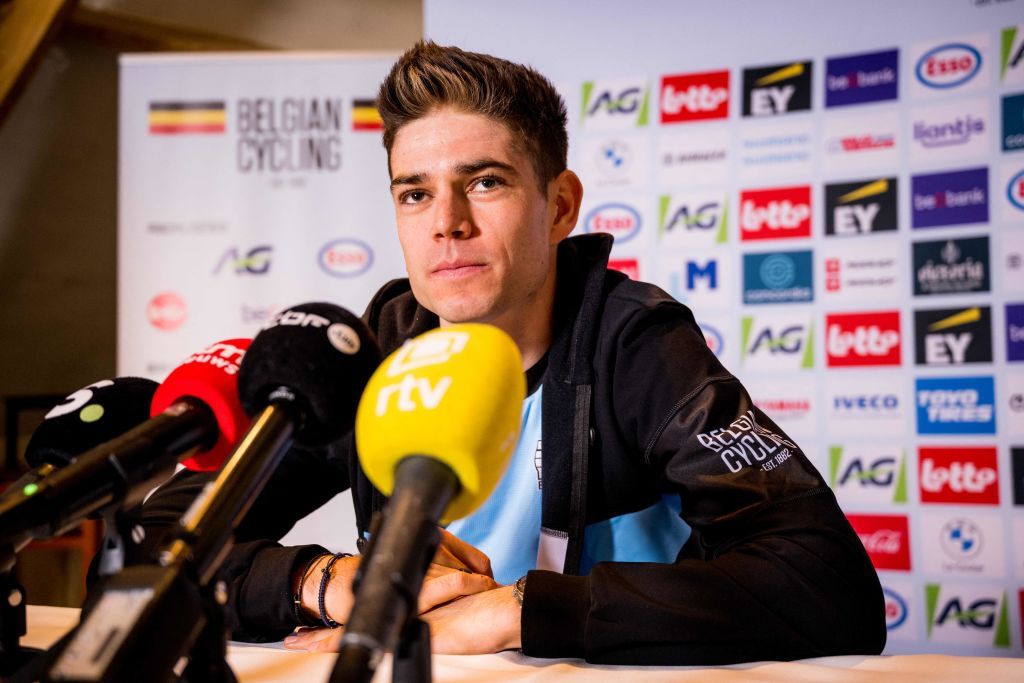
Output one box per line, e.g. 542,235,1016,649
282,529,522,654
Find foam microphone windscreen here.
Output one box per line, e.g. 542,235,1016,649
237,303,381,447
25,377,159,469
150,338,252,471
355,324,525,523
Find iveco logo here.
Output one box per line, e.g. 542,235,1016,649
318,239,373,278
916,43,982,89
583,203,641,243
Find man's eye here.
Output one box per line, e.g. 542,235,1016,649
472,176,503,191
401,190,427,204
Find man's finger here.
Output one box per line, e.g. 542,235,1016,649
283,626,341,651
418,570,499,613
433,528,493,577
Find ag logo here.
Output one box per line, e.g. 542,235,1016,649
581,78,650,129
658,192,728,246
740,314,814,371
742,61,812,117
925,584,1010,647
1000,25,1024,86
914,306,992,366
829,445,907,506
825,178,897,236
213,244,272,275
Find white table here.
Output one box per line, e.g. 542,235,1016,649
19,605,1024,682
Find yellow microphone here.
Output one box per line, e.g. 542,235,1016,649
333,324,524,682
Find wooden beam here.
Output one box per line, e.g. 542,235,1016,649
65,5,272,52
0,0,77,123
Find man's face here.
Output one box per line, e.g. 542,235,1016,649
389,108,560,328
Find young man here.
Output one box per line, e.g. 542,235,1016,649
139,42,885,664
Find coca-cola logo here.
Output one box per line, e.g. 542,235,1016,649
660,70,730,123
826,311,902,367
847,514,911,571
739,186,812,240
919,447,999,505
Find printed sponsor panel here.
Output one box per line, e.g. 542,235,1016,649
824,376,907,437
824,48,899,108
742,250,813,305
739,185,812,241
822,110,899,174
1007,303,1024,362
828,444,908,507
318,238,374,278
607,257,641,281
658,250,735,311
656,126,730,187
1015,517,1024,579
820,242,901,302
916,377,997,435
913,306,992,366
825,310,902,368
581,77,650,129
744,377,817,438
1000,25,1024,87
657,190,728,247
213,244,273,276
660,69,730,124
909,34,989,98
1006,378,1024,437
912,236,990,297
925,583,1011,649
580,200,647,246
696,315,733,366
998,163,1024,224
579,136,650,190
911,167,989,230
847,513,911,571
918,446,999,505
882,577,919,642
920,512,1005,578
908,99,989,166
742,60,813,117
736,119,814,180
824,177,898,236
740,311,815,372
1002,232,1024,295
1003,92,1024,153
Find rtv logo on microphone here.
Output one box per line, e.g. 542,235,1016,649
824,178,897,236
915,376,996,435
739,185,812,241
918,447,999,505
824,48,899,108
846,513,911,571
659,70,729,123
374,331,471,415
742,61,812,117
581,78,650,129
828,444,907,506
825,311,901,367
926,584,1010,649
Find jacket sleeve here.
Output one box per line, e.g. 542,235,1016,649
124,438,352,642
521,298,886,664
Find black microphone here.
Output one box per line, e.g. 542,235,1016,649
0,340,251,548
44,304,380,683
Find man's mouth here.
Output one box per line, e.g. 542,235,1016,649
431,260,487,278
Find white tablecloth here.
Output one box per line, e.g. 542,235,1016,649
19,605,1024,682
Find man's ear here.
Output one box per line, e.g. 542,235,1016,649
549,169,583,244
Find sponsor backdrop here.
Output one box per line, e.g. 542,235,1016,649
423,0,1024,657
119,54,404,550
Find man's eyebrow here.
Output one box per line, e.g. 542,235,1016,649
389,158,519,190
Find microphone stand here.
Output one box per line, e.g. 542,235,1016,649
0,543,36,677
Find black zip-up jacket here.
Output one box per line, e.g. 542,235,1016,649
132,233,885,664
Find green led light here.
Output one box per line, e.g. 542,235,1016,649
23,483,39,497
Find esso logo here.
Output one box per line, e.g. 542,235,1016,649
318,239,373,278
883,588,908,630
147,292,187,331
916,43,982,89
584,203,641,243
1008,170,1024,211
700,323,724,356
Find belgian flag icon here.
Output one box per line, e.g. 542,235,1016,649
148,101,226,134
351,99,383,131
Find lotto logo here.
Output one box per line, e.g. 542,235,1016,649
739,186,811,240
826,311,901,367
919,447,999,505
660,70,730,123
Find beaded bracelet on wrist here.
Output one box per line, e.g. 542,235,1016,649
317,552,352,628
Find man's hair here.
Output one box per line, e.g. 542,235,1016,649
377,41,568,190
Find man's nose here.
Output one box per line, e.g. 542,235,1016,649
434,189,472,240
